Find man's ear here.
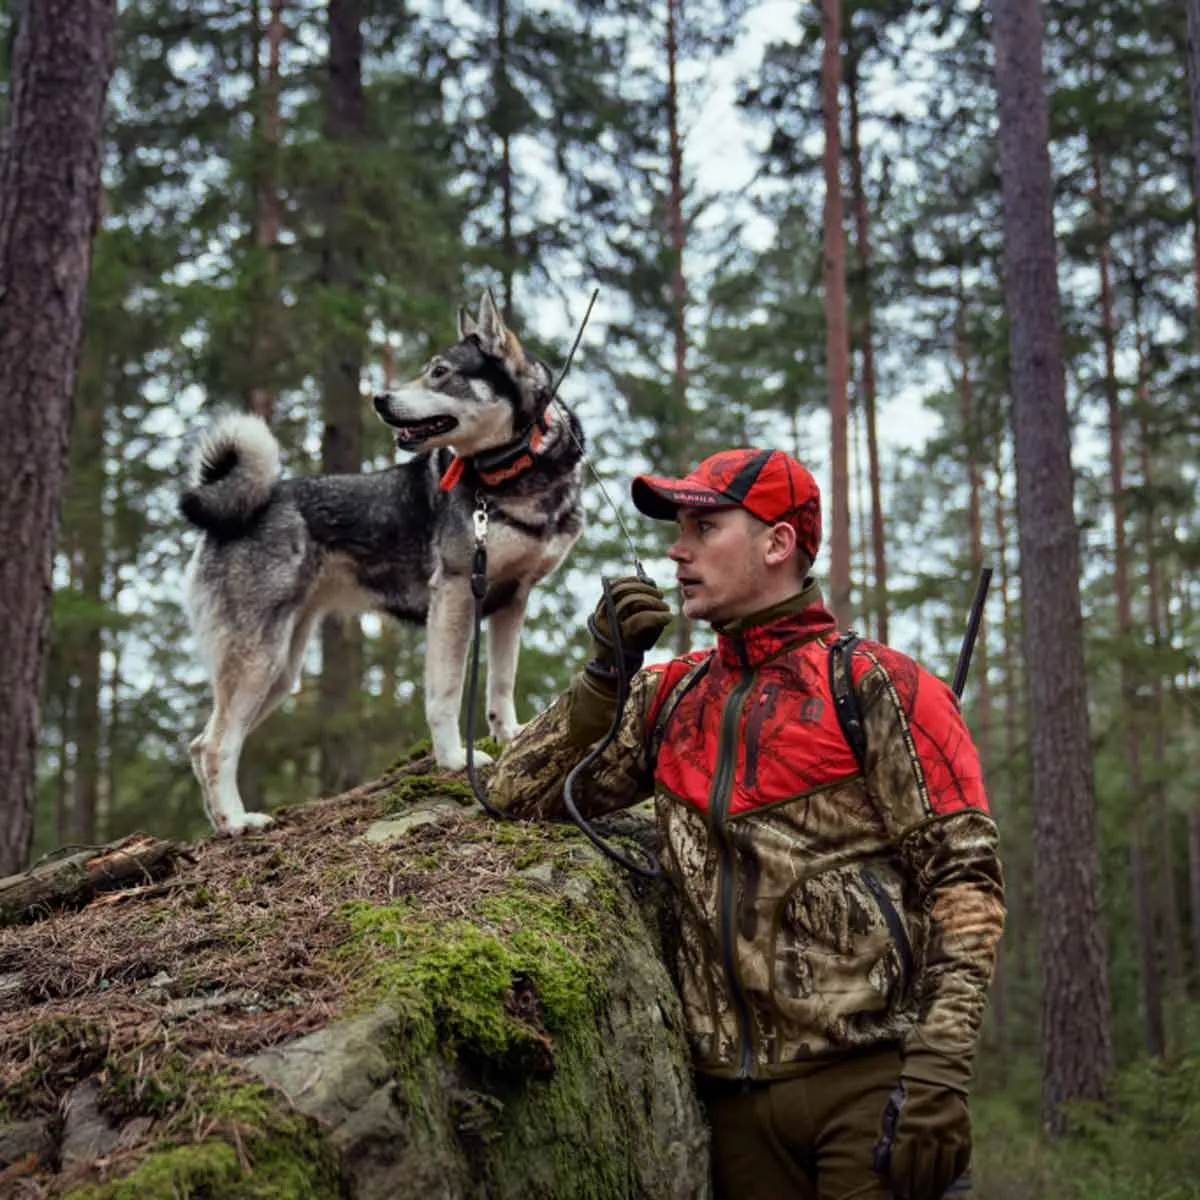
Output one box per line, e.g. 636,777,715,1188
764,520,799,569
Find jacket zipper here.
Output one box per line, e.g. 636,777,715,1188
859,866,914,981
710,648,755,1078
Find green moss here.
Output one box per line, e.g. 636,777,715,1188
379,772,476,813
98,1057,192,1121
65,1081,343,1200
4,1016,108,1114
337,862,619,1068
330,852,648,1199
385,736,502,776
481,1023,632,1199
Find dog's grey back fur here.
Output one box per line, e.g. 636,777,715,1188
181,404,584,632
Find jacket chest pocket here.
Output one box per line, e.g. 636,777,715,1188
771,863,913,1016
743,684,780,790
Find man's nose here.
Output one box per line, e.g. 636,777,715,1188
667,539,687,562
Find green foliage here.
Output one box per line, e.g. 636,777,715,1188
973,1041,1200,1199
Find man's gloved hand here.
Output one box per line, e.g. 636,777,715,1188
567,577,672,747
874,1066,971,1199
586,575,674,676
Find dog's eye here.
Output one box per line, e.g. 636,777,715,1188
429,362,449,380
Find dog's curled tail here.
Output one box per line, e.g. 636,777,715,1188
180,412,282,535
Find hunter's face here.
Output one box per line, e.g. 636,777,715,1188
668,507,774,624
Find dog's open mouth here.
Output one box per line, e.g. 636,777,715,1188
391,415,458,445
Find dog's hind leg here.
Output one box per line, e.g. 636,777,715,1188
425,578,479,771
485,593,528,744
193,641,290,835
190,716,220,829
245,607,320,737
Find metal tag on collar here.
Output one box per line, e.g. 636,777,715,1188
473,497,489,545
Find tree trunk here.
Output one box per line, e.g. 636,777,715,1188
1132,286,1186,1006
0,835,182,928
1187,0,1200,301
54,680,74,848
992,450,1026,1036
1191,808,1200,994
851,390,869,621
248,0,285,423
104,620,122,844
845,48,887,642
68,384,106,846
665,0,692,655
955,294,1003,1060
1092,158,1163,1057
496,0,515,324
0,0,117,877
820,0,852,627
318,0,367,796
990,0,1114,1131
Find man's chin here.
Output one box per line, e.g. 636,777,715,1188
681,596,716,622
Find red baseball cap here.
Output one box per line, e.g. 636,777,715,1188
632,448,822,560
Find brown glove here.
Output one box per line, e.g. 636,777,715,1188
567,576,672,747
874,1056,972,1199
586,576,674,672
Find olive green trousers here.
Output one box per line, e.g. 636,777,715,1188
698,1045,971,1200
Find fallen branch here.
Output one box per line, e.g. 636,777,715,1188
0,835,184,928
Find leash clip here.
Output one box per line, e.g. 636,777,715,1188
473,497,489,546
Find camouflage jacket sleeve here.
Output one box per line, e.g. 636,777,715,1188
857,647,1006,1095
486,668,664,821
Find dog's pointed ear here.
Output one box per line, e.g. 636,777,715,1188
476,290,517,361
457,305,479,341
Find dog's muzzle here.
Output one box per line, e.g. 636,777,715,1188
374,395,458,446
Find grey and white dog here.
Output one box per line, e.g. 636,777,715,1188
181,293,585,835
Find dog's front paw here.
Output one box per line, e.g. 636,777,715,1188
435,745,493,772
220,811,275,837
490,720,525,744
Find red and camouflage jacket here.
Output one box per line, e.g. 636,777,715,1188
488,581,1006,1091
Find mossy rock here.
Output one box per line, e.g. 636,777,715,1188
246,840,709,1198
1,789,709,1198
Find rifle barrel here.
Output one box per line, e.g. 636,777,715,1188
952,567,993,699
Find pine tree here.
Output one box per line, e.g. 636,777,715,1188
990,0,1114,1130
0,0,118,875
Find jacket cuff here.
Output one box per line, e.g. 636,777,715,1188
900,1046,972,1095
566,670,619,747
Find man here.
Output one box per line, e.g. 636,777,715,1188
489,447,1005,1200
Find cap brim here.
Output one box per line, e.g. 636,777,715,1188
631,475,730,521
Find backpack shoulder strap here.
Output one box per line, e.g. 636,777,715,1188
828,632,868,774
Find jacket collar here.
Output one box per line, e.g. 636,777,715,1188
712,579,838,669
